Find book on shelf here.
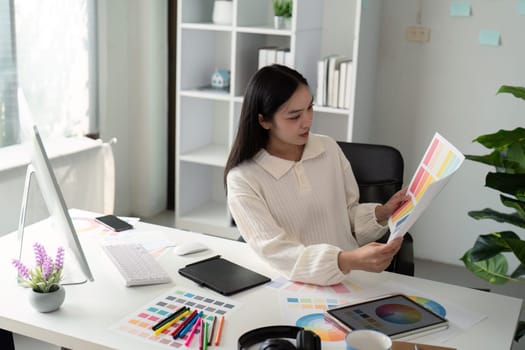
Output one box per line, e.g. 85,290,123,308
317,55,353,109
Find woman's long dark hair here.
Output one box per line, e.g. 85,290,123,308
224,64,309,187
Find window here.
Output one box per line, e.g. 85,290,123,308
0,0,97,147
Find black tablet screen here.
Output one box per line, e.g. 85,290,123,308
327,294,447,338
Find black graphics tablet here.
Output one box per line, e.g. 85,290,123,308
325,294,449,339
178,255,271,296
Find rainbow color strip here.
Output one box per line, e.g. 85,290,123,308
390,133,463,229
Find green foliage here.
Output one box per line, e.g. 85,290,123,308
272,0,292,18
463,85,525,343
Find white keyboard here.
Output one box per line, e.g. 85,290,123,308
102,243,172,287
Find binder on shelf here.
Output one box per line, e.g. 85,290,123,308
338,59,352,109
316,60,326,106
326,55,340,107
258,47,291,69
284,50,293,68
344,60,354,109
258,46,277,69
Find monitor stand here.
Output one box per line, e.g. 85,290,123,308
17,165,87,285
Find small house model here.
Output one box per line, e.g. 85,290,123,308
211,69,230,89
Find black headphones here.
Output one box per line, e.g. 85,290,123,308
238,325,321,350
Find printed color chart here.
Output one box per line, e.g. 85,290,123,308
280,295,352,342
388,133,464,241
112,287,238,349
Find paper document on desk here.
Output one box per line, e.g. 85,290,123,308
388,133,464,242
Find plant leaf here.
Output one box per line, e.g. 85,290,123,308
505,142,525,173
465,151,504,168
500,195,525,221
460,249,510,284
509,239,525,265
516,321,525,342
486,172,525,201
510,264,525,279
472,127,525,151
468,208,525,229
469,231,525,266
497,85,525,101
469,231,518,261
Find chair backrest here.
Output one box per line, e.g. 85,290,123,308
336,142,404,204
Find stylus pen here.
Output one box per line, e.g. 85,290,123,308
171,309,198,338
207,315,217,345
152,306,187,331
214,315,225,346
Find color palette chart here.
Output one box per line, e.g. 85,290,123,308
409,295,447,318
280,295,352,343
111,287,238,349
388,132,464,241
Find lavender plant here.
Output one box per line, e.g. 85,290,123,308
12,242,64,293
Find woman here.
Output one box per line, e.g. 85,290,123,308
224,65,406,286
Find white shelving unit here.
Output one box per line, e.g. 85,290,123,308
175,0,372,239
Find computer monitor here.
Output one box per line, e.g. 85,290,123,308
17,94,94,284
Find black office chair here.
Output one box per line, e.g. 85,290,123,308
337,141,414,276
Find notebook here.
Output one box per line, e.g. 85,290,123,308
178,255,271,296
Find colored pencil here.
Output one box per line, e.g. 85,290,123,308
214,315,225,346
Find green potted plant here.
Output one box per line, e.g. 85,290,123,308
272,0,292,29
460,85,525,343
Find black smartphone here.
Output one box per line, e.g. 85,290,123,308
95,214,133,232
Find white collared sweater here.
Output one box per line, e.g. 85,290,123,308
226,133,387,286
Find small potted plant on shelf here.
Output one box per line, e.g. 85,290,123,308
12,242,66,313
460,85,525,343
272,0,292,29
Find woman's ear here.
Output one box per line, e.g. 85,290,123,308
258,114,271,130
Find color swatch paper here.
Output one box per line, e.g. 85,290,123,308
388,133,464,241
450,1,471,17
111,287,239,348
279,295,353,343
478,29,500,47
520,0,525,15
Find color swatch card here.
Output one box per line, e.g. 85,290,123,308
111,287,239,349
279,294,354,345
388,133,464,242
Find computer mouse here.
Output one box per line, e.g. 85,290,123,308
172,242,209,256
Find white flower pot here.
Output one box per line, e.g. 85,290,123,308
29,285,66,313
274,16,285,29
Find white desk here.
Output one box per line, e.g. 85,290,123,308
0,214,522,349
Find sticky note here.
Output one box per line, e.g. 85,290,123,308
450,1,471,17
520,0,525,16
478,29,500,47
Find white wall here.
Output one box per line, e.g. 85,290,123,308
98,0,168,218
370,0,525,266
